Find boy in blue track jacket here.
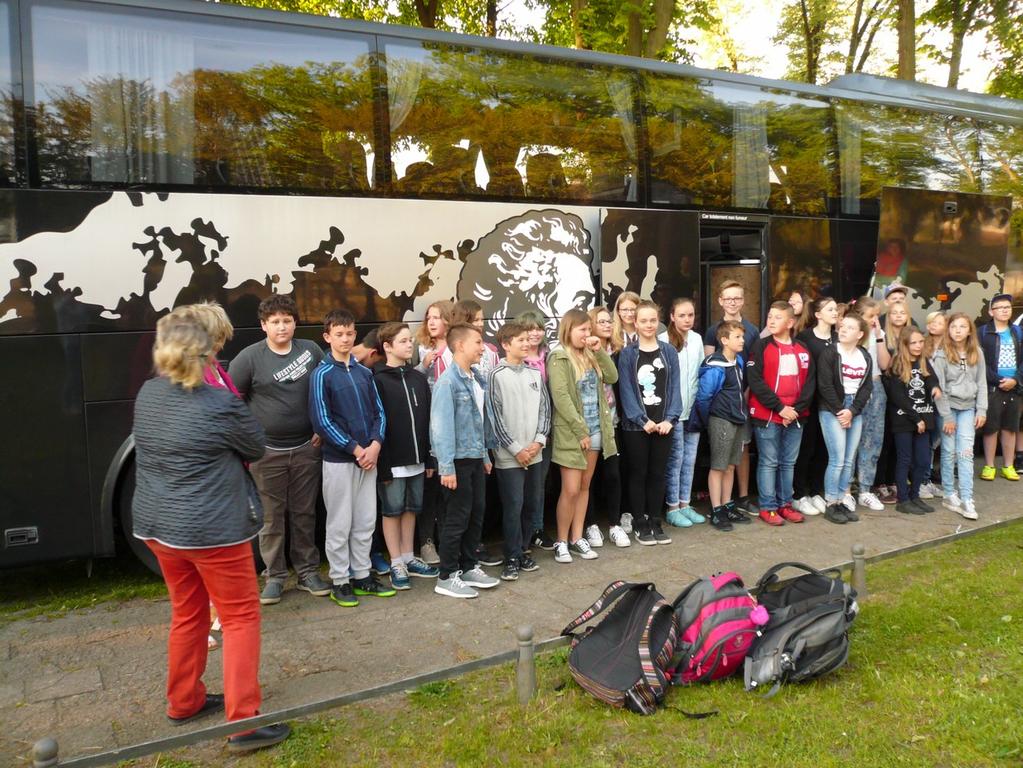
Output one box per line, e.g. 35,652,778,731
694,321,749,532
309,309,393,608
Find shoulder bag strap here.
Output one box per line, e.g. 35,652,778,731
560,581,653,636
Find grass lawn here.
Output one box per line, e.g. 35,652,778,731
124,522,1023,768
0,550,165,624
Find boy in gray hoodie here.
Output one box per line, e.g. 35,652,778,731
486,321,552,581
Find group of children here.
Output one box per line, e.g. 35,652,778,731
216,280,1019,605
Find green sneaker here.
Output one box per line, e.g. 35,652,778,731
353,576,396,598
330,583,358,607
980,465,996,481
1002,465,1020,481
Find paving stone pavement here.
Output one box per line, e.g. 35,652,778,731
2,475,1022,764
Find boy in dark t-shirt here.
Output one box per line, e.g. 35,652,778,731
229,295,329,605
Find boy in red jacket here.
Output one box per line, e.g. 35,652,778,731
747,301,816,526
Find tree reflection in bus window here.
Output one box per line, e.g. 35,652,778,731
30,2,375,190
382,38,638,202
0,2,15,187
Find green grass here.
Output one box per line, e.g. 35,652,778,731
123,524,1023,767
0,550,166,624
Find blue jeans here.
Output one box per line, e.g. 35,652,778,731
753,420,803,511
378,473,424,517
940,408,976,501
819,394,864,502
495,463,545,560
856,382,886,488
665,427,701,507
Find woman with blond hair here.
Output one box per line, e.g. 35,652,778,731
133,306,289,753
413,299,454,390
548,309,618,563
612,291,641,349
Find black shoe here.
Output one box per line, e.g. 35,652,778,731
635,530,657,546
519,553,539,572
330,582,359,607
911,497,934,513
353,576,397,598
474,545,504,567
167,694,224,726
651,521,672,544
227,723,292,754
1015,452,1023,472
896,500,925,515
710,507,733,532
733,496,759,516
530,530,555,551
843,504,860,523
500,561,520,581
824,504,848,524
725,502,751,524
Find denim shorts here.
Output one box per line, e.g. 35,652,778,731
589,429,602,452
378,473,425,517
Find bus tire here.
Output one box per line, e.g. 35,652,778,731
116,456,162,576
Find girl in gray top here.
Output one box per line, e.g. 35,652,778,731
931,312,988,520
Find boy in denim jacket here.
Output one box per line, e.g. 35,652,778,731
430,324,499,599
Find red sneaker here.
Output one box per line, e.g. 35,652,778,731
759,509,784,526
778,505,804,523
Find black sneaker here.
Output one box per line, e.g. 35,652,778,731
710,507,733,532
911,497,934,514
651,522,671,545
634,529,657,546
519,553,539,572
725,502,751,524
474,545,504,567
733,496,759,516
1015,452,1023,472
330,582,358,607
167,694,224,726
500,561,520,581
824,504,848,524
227,723,291,754
353,576,396,598
896,500,925,515
530,530,555,551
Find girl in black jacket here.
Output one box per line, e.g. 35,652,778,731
885,328,941,515
816,314,873,524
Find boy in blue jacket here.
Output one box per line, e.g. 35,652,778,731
694,321,749,532
310,309,393,607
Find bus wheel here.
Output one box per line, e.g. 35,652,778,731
116,456,162,576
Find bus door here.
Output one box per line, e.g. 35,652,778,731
698,213,769,329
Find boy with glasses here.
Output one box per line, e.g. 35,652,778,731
979,294,1023,480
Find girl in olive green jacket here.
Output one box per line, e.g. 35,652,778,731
548,309,619,564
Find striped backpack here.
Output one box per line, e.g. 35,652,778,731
561,581,678,715
669,572,769,684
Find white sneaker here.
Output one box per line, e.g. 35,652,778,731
923,481,943,498
858,491,885,511
841,493,857,512
460,565,499,589
619,513,634,534
434,571,478,599
942,492,963,512
918,482,934,499
585,524,604,548
793,496,819,516
810,495,827,513
959,499,978,520
608,525,631,547
570,538,599,560
554,541,573,563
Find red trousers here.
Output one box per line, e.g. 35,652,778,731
147,540,262,722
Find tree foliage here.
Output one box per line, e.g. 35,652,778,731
773,0,845,84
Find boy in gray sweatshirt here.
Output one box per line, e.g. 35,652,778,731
486,321,552,581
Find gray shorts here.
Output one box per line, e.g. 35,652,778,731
709,416,745,470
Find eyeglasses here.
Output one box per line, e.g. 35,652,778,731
596,318,612,325
721,297,743,303
618,308,637,315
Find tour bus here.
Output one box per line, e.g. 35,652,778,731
0,0,1020,570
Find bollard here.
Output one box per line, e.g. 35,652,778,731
32,737,59,768
851,543,867,598
515,625,537,706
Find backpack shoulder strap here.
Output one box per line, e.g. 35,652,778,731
753,562,841,595
636,598,675,700
561,581,653,636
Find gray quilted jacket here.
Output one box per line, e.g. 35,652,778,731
132,376,266,549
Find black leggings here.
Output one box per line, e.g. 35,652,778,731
793,406,826,498
586,453,622,528
620,430,673,534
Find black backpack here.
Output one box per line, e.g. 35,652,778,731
561,581,678,715
744,562,859,696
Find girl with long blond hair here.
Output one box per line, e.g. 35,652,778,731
612,291,641,349
885,328,941,515
414,300,454,390
548,309,618,563
931,313,987,519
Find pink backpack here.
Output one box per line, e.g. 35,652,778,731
668,572,769,684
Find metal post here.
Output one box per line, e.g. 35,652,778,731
515,625,536,706
32,738,59,768
851,543,867,598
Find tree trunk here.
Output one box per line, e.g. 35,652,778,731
415,0,439,28
571,0,589,49
846,0,866,72
486,0,497,36
800,0,817,83
946,0,981,88
626,5,643,57
644,0,676,58
897,0,915,80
